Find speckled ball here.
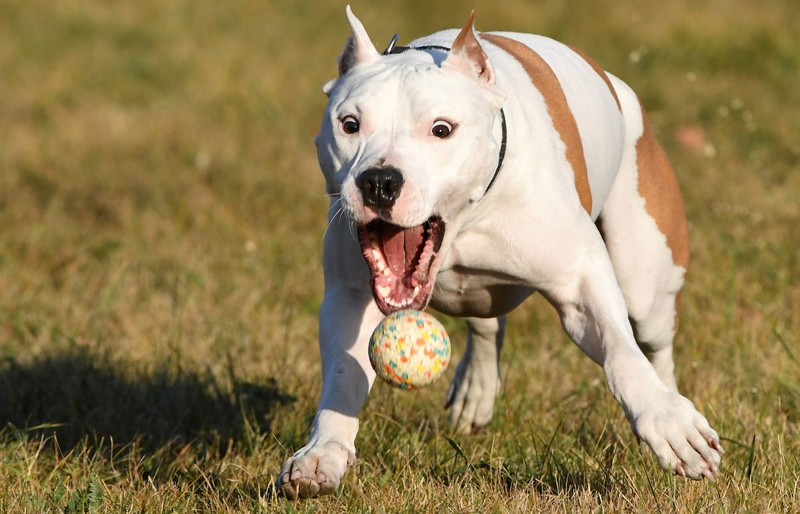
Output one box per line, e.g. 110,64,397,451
368,310,451,390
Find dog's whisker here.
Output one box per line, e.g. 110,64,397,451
347,216,359,243
328,197,359,243
322,199,353,244
322,204,344,243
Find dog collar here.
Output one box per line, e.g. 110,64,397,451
383,34,507,198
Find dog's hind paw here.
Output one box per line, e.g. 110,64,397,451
633,392,723,480
277,441,356,499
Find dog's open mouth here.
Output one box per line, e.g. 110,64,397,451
359,217,445,315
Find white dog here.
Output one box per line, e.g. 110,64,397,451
278,7,722,498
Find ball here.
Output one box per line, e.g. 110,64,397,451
368,309,451,390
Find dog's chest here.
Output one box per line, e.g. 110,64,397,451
430,268,533,318
430,232,534,317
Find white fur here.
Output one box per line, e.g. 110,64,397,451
278,9,721,499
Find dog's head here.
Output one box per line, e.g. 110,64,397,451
316,6,506,314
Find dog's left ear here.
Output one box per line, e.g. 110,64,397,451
443,11,495,86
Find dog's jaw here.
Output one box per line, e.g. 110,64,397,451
358,217,445,314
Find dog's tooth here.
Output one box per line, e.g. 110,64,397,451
377,285,391,299
371,248,381,260
412,286,420,297
382,268,390,276
377,260,386,272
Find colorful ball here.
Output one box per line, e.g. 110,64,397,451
368,309,451,390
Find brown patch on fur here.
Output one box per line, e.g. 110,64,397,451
568,46,622,111
482,34,592,215
635,102,690,270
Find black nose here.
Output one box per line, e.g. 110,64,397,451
357,167,404,209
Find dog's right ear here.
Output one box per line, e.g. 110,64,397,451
338,5,381,76
323,7,378,97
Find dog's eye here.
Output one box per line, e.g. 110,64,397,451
431,120,453,139
341,116,360,135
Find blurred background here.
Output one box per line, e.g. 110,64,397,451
0,0,797,511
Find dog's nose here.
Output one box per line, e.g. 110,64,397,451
357,167,404,209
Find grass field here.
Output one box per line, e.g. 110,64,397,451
1,0,798,512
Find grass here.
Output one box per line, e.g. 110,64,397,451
0,0,798,511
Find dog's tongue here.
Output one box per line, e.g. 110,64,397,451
379,223,424,275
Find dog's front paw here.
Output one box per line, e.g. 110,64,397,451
445,353,501,433
277,441,356,499
632,392,723,480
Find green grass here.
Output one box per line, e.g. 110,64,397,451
0,0,798,511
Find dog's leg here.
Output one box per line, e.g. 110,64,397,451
595,92,690,392
278,211,383,499
542,222,721,480
445,316,505,433
278,286,382,498
597,210,684,391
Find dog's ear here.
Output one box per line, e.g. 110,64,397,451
338,5,381,76
443,11,495,85
322,79,336,97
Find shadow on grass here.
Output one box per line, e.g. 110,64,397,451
0,347,295,452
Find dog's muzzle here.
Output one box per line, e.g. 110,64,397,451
359,217,445,315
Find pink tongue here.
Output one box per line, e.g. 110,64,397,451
381,224,424,276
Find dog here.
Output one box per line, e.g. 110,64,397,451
278,6,722,498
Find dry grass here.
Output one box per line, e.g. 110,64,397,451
0,0,798,512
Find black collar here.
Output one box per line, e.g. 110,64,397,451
383,34,507,198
